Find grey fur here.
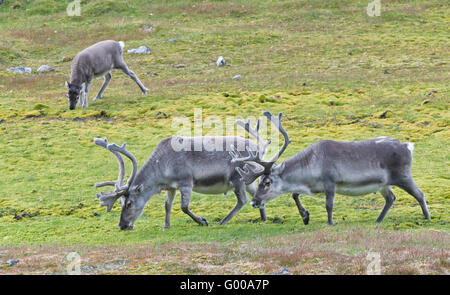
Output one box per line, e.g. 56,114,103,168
66,40,148,110
232,113,431,225
95,136,268,230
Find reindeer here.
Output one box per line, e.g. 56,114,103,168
65,40,148,110
230,111,431,225
93,133,270,230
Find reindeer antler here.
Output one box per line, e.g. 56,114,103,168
93,138,138,212
94,138,125,189
235,162,266,185
263,111,291,163
230,112,290,184
96,188,127,213
235,118,271,156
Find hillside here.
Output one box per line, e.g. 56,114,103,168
0,0,448,274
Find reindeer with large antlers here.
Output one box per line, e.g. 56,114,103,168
231,111,431,225
93,134,270,230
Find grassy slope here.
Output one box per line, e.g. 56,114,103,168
0,0,448,273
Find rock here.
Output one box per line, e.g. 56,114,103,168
270,267,292,275
216,56,226,67
127,46,151,54
6,259,19,267
421,99,431,105
0,0,3,5
168,38,177,43
232,74,242,80
37,65,54,73
6,66,32,74
141,25,154,32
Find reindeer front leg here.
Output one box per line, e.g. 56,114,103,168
220,181,247,225
163,190,176,229
292,193,310,225
82,79,92,109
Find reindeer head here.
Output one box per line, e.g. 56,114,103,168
230,111,291,208
94,138,144,230
65,81,82,110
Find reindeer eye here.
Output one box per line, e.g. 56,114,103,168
126,200,132,209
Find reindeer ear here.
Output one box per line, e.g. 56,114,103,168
272,162,285,175
65,81,70,89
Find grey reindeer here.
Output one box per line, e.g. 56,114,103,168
65,40,148,110
93,133,270,230
230,111,431,225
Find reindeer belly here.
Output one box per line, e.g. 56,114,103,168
193,183,232,194
192,174,232,195
336,183,384,196
334,168,388,196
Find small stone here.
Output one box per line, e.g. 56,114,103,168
6,259,19,267
127,46,151,54
6,66,32,74
383,70,389,74
232,74,242,80
37,65,54,73
216,56,226,67
142,25,155,32
168,38,177,43
270,267,291,275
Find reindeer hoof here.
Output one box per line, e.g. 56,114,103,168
93,96,101,101
200,217,208,226
142,88,149,95
302,211,310,225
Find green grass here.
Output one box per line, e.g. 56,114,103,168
0,0,448,255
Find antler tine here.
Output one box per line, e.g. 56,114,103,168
236,118,271,156
236,118,263,145
229,144,260,163
263,111,291,163
96,189,127,212
93,138,126,189
236,162,266,185
107,142,138,190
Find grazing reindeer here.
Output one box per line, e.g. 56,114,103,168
230,111,431,225
93,134,270,230
65,40,148,110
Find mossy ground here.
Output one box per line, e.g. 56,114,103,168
0,0,448,274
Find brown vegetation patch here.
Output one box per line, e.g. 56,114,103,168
0,228,447,274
